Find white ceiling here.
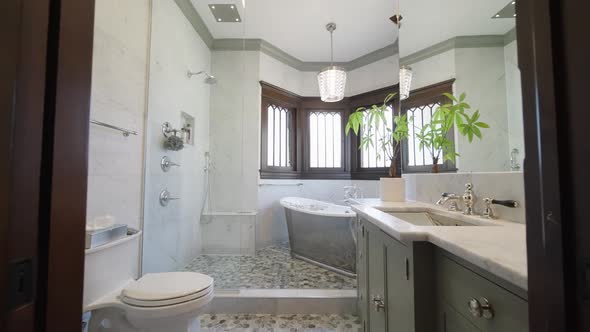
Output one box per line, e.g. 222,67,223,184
191,0,398,62
191,0,516,62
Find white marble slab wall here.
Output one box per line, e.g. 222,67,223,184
403,172,526,223
142,0,211,274
257,180,379,249
504,40,525,167
454,47,510,172
84,0,149,307
209,51,261,214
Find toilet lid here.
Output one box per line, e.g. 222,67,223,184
121,272,213,304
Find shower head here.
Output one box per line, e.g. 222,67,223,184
187,70,218,85
204,74,217,85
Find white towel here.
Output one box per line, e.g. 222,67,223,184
86,215,115,231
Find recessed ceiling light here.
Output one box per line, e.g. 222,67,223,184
513,13,517,17
209,4,242,23
492,1,517,19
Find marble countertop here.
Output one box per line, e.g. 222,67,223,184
351,199,528,291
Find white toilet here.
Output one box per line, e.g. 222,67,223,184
87,272,214,332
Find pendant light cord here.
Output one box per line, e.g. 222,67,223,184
330,30,334,65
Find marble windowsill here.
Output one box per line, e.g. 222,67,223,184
351,199,527,291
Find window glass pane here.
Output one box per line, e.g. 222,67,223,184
266,104,291,167
309,112,342,168
406,103,444,167
361,105,393,168
333,113,342,167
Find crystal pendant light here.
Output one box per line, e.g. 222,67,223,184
399,65,413,100
318,23,346,102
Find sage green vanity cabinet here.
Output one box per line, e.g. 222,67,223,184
436,301,482,332
357,217,528,332
358,219,422,332
434,252,529,332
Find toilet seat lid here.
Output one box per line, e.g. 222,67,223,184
121,272,213,302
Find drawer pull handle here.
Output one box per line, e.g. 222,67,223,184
372,295,386,312
467,297,494,320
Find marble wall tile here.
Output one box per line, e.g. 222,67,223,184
209,51,261,213
84,0,149,307
86,174,143,229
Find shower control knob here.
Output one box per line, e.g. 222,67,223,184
159,189,180,207
161,156,181,172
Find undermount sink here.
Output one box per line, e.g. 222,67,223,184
387,212,483,226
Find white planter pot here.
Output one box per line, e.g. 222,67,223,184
379,177,405,202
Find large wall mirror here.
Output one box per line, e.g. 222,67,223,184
399,0,523,173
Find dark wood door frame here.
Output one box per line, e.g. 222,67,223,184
1,0,94,331
1,0,50,331
42,1,95,331
518,0,590,330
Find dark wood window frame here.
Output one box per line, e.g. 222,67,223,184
401,79,457,174
300,97,351,179
260,82,300,179
260,80,457,179
348,85,400,180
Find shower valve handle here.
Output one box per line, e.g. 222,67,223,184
159,189,180,207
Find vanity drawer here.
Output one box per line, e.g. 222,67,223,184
435,253,528,332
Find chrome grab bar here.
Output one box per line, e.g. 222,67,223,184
90,119,138,137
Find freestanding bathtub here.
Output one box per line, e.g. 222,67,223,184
280,197,357,277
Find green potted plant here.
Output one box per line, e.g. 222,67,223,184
346,93,410,201
415,92,490,173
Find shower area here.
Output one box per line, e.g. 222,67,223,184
140,0,357,293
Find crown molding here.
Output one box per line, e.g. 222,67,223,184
400,34,509,66
504,27,517,45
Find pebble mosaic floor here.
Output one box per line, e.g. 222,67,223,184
200,313,361,331
182,244,357,289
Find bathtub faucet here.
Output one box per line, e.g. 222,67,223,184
344,186,363,204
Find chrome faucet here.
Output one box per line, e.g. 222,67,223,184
482,198,519,219
462,183,476,215
344,185,363,204
436,193,461,211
